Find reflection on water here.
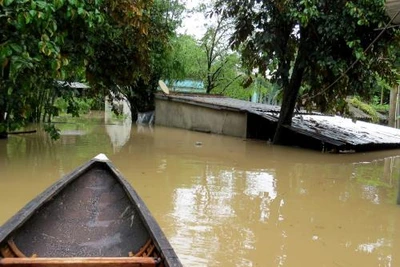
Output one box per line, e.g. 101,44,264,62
244,171,277,222
1,118,400,266
105,119,132,152
357,238,388,253
105,103,132,152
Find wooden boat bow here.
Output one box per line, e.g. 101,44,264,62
0,154,182,267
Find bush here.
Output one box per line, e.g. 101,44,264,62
54,97,94,115
349,96,379,122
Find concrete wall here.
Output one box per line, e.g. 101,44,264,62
155,98,247,138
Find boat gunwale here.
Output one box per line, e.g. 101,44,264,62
103,160,181,267
0,156,182,267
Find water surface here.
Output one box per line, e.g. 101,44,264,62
1,121,400,266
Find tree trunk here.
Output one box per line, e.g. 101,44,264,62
0,107,7,139
389,85,398,127
0,60,9,138
397,88,400,128
273,34,308,145
125,78,157,123
129,102,138,122
0,112,7,139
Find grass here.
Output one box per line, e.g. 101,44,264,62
52,110,105,124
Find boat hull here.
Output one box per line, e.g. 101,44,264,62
0,155,181,267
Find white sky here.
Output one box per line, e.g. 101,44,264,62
177,0,210,39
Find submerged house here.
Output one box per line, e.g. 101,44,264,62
155,93,400,153
154,6,400,152
56,81,90,97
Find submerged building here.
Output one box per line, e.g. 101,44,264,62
155,93,400,153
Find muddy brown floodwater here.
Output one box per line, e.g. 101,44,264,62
1,121,400,266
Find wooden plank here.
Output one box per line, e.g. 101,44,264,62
7,240,26,258
0,257,157,267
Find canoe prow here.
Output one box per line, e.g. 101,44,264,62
93,153,109,162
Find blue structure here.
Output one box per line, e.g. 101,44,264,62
162,80,205,93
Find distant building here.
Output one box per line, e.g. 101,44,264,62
56,81,90,89
162,80,206,94
56,81,90,97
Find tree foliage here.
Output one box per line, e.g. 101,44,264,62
88,0,184,119
0,0,181,136
215,0,400,144
200,11,241,93
168,34,205,81
168,33,248,97
167,1,245,96
1,0,101,135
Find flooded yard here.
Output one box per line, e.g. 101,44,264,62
1,120,400,266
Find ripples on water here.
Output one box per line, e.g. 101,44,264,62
1,119,400,266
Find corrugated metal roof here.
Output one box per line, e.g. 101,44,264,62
292,115,400,146
157,94,313,115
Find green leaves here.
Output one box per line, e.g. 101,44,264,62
9,43,23,53
1,45,12,58
43,123,60,139
1,0,178,137
293,0,320,26
217,0,399,122
1,0,99,135
2,0,14,7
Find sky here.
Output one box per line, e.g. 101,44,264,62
177,0,210,39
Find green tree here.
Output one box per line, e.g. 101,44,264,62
87,0,184,120
124,0,184,119
168,33,247,97
1,0,175,137
208,53,246,97
0,0,104,137
201,11,242,93
216,0,400,144
169,34,254,99
166,34,206,82
168,1,244,95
